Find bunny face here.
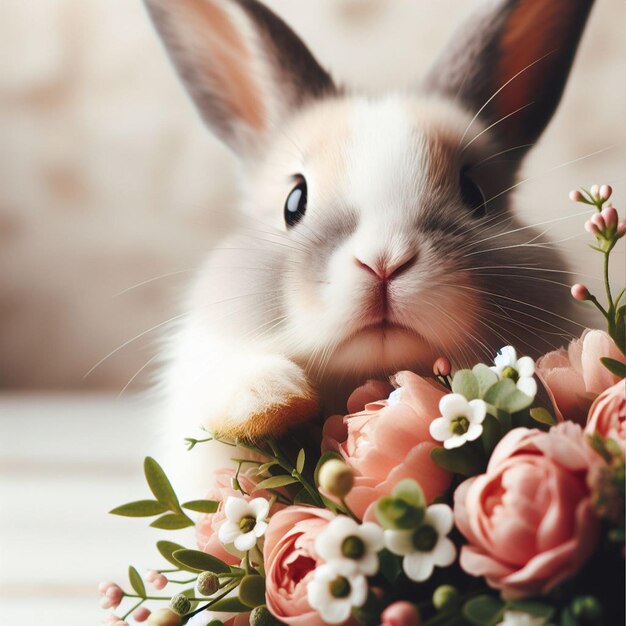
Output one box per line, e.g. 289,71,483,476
147,0,596,395
239,95,497,377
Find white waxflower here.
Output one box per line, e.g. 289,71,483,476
491,346,537,398
496,611,547,626
429,394,487,449
315,516,384,576
384,504,456,582
217,496,269,552
307,561,368,624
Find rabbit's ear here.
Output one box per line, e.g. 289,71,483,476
424,0,595,158
144,0,335,156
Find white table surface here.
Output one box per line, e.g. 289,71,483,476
0,393,181,625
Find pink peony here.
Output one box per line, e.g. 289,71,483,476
585,380,626,449
454,423,600,599
196,468,282,565
322,371,451,520
536,329,624,424
264,506,335,626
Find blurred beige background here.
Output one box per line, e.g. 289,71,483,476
0,0,624,391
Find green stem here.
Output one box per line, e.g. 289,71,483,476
122,598,144,620
588,294,609,319
182,581,240,622
340,498,361,522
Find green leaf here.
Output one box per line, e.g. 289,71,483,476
209,597,251,612
375,496,424,530
483,379,517,408
294,488,318,505
257,461,278,474
109,500,168,517
462,595,504,626
473,364,500,397
392,479,426,509
614,305,625,356
507,600,555,619
314,451,343,486
378,549,402,583
144,457,181,513
296,449,306,474
481,414,502,455
452,369,480,400
181,500,219,514
128,566,146,598
173,549,230,574
560,607,577,626
501,389,534,414
181,587,199,612
149,513,194,530
238,575,266,608
601,357,626,378
530,407,557,426
431,445,485,477
255,475,299,490
156,540,187,568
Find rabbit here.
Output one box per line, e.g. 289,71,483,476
143,0,596,488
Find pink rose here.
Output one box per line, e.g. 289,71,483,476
264,506,334,626
196,469,282,565
585,380,626,449
536,329,624,424
454,424,600,599
323,371,451,520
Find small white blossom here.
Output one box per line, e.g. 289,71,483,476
315,516,384,576
384,504,456,582
218,496,269,552
429,394,487,449
491,346,537,398
307,561,368,624
496,611,547,626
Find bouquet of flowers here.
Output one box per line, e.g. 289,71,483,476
100,186,625,626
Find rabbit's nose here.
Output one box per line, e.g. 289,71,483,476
354,253,417,281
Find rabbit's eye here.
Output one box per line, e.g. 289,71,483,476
460,167,486,218
284,177,308,228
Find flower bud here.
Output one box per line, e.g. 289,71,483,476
601,206,618,230
196,571,220,596
590,213,605,230
584,220,600,236
146,608,181,626
571,284,590,302
381,601,420,626
318,459,354,498
571,596,602,623
569,190,583,202
433,357,452,377
170,594,192,616
617,221,626,239
133,608,151,623
590,184,600,198
153,574,168,590
250,606,281,626
145,570,159,583
599,184,612,201
432,585,460,612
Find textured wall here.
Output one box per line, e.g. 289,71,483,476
0,0,624,390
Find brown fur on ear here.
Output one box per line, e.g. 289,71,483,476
494,0,595,145
423,0,595,158
144,0,335,155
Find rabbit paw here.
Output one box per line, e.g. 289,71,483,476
211,355,319,440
